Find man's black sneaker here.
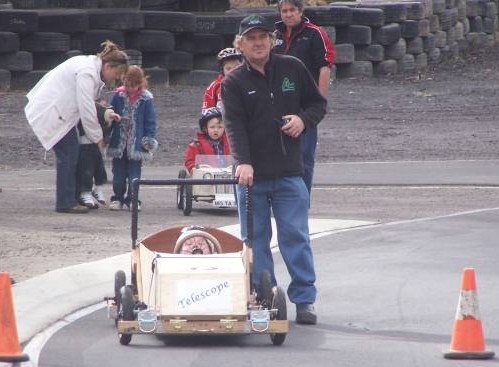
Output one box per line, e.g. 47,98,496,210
296,303,317,325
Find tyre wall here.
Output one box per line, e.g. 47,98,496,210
0,1,497,91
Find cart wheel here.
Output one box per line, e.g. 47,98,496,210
256,270,273,308
177,169,187,210
114,270,126,327
119,285,134,346
183,184,192,216
270,286,287,346
177,185,185,210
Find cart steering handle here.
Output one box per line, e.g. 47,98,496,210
130,178,252,249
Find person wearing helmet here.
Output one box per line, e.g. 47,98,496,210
201,48,243,114
184,107,231,173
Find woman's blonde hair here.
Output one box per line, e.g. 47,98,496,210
97,40,129,72
123,65,148,89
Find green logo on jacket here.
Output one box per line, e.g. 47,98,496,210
281,77,295,92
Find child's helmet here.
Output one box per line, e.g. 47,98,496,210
199,107,222,131
217,48,242,70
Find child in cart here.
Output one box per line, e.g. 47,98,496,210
183,107,231,173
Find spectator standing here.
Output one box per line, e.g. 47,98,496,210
24,41,128,213
202,48,243,113
221,15,327,324
273,0,336,195
75,102,115,208
107,65,158,212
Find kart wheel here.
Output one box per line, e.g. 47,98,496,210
177,169,187,210
183,184,192,216
119,285,134,346
256,270,273,309
114,270,126,327
270,286,287,346
177,185,184,209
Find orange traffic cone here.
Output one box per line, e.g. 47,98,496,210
0,272,29,363
443,267,494,359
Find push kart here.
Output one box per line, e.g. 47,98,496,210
106,178,288,346
177,155,237,216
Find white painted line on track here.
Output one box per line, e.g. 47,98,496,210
16,303,105,367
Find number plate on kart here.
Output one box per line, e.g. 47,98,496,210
213,194,236,208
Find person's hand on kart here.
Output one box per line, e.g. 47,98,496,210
280,114,305,138
235,164,253,186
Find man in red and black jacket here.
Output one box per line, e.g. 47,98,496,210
274,0,336,196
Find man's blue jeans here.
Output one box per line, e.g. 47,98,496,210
53,127,79,210
111,155,142,206
236,176,316,305
301,125,318,195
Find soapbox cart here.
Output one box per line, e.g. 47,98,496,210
106,178,288,346
176,155,237,216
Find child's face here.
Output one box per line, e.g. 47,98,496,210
205,118,224,140
222,59,241,76
124,80,140,95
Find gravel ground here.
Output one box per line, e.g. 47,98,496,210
1,47,499,282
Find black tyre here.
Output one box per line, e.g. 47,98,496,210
256,270,273,308
114,270,126,327
10,70,46,90
164,51,193,72
127,30,174,53
0,69,11,92
37,9,89,33
0,32,19,54
352,8,385,27
33,52,67,70
143,11,196,33
177,169,187,209
183,184,192,216
270,286,287,346
0,10,38,33
142,67,168,87
80,30,125,54
87,9,144,31
195,14,244,35
304,6,353,26
21,32,70,53
0,51,32,72
176,33,225,56
119,285,134,345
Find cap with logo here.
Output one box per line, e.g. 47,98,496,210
239,14,272,35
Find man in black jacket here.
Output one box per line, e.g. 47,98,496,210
221,14,327,325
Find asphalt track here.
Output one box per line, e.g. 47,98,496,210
6,160,499,367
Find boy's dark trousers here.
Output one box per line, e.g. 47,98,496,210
76,143,107,195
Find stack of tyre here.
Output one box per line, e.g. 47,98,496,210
0,9,229,91
307,0,497,78
0,1,498,91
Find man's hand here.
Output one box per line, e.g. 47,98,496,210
281,114,305,138
235,164,254,186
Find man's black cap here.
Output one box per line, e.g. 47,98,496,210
239,14,272,35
